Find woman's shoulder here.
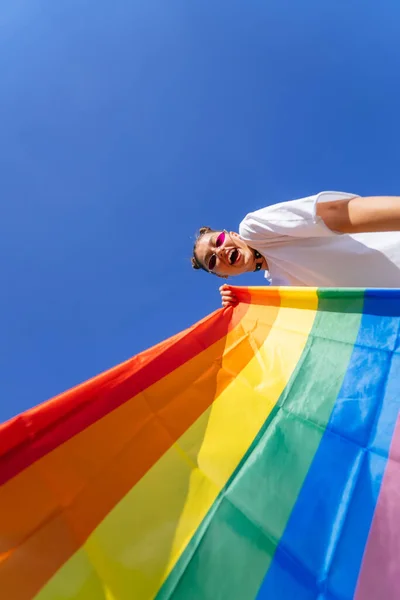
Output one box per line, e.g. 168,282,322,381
239,191,357,241
239,194,316,238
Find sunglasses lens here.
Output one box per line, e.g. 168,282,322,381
216,231,226,247
208,255,216,271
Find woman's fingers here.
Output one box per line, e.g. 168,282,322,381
220,287,234,294
222,298,237,307
219,285,238,306
221,292,236,302
219,284,234,294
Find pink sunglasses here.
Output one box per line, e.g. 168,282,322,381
208,231,226,271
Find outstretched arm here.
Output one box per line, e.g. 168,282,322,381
317,196,400,234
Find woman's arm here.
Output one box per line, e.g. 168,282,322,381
317,196,400,234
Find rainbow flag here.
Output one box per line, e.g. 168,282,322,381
1,287,399,600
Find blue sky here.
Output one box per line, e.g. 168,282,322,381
1,0,400,421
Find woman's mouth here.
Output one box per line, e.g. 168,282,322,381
228,248,240,265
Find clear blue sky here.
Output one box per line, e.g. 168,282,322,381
1,1,400,421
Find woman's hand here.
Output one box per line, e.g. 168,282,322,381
219,284,238,307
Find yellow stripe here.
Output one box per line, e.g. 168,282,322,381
35,291,318,600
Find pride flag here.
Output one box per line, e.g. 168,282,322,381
1,287,399,600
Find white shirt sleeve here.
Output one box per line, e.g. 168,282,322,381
239,191,359,242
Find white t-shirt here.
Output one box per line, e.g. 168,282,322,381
239,191,400,287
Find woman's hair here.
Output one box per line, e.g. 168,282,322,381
191,226,216,272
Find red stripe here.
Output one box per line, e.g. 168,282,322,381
0,304,249,486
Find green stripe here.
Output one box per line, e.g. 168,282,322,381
156,291,364,600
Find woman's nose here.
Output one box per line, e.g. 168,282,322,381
215,245,225,258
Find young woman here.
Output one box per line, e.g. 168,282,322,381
191,191,400,306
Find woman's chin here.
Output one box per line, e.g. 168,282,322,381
234,265,248,276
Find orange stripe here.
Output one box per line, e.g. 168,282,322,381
0,305,246,485
0,295,281,600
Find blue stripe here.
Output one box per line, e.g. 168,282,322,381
256,290,400,600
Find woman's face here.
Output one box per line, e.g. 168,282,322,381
195,230,256,277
